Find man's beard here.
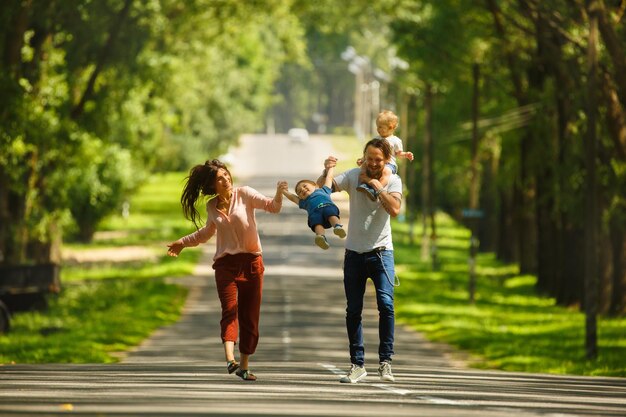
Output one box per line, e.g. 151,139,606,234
365,166,383,180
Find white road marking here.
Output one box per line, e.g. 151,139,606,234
319,364,472,402
371,383,412,395
417,395,467,405
318,363,345,375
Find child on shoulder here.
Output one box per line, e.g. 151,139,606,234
282,165,346,250
357,110,414,201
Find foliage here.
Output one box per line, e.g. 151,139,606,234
0,171,198,363
393,214,626,377
0,0,307,262
387,0,626,312
0,279,187,363
66,141,138,242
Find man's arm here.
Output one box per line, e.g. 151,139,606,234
378,190,402,217
367,178,402,217
317,156,339,191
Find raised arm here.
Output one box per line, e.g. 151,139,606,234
274,181,288,206
323,166,335,189
282,188,300,205
317,156,338,189
397,150,414,161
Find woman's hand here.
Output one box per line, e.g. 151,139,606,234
166,240,185,257
274,181,288,202
277,181,288,193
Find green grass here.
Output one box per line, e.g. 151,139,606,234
0,172,198,363
0,279,187,363
393,213,626,377
5,168,625,375
319,135,363,173
62,172,202,282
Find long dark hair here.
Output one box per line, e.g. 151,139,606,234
181,159,232,229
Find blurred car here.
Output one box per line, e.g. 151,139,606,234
288,128,309,143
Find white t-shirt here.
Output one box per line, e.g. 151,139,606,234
382,135,403,167
334,168,402,253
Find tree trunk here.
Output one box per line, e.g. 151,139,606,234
486,0,537,273
516,123,537,274
558,225,585,306
404,92,419,245
2,0,32,75
596,0,626,108
584,0,599,358
468,63,480,303
421,84,433,261
600,71,626,160
497,188,518,264
530,7,576,299
0,170,10,264
478,152,498,252
609,215,626,315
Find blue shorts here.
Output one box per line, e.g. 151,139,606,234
307,204,340,231
386,163,397,175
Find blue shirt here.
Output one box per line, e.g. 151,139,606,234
298,186,334,215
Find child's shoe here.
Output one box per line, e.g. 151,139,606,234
357,183,378,201
315,234,330,250
333,224,346,239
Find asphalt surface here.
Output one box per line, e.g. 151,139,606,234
1,134,625,416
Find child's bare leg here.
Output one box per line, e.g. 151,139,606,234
328,216,346,238
377,167,392,188
328,216,341,227
313,224,330,249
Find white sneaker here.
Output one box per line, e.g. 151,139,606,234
315,234,329,250
333,224,346,239
339,364,367,383
378,361,395,382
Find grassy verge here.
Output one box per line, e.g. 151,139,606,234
393,213,626,377
0,172,198,363
0,279,187,363
319,135,363,172
62,172,202,282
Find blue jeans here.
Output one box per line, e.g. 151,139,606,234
343,248,395,366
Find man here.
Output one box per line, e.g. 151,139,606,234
318,137,402,383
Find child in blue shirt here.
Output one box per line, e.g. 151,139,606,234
282,165,346,249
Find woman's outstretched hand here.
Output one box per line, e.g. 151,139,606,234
275,181,288,200
167,239,185,257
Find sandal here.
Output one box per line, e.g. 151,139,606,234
227,360,240,374
235,369,257,381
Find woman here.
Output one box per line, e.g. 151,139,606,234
167,159,287,381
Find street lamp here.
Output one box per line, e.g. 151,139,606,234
342,47,405,141
342,47,372,140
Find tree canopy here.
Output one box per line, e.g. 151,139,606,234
1,0,624,317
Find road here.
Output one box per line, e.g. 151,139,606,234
1,134,625,416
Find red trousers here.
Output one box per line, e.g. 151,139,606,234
212,253,264,355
